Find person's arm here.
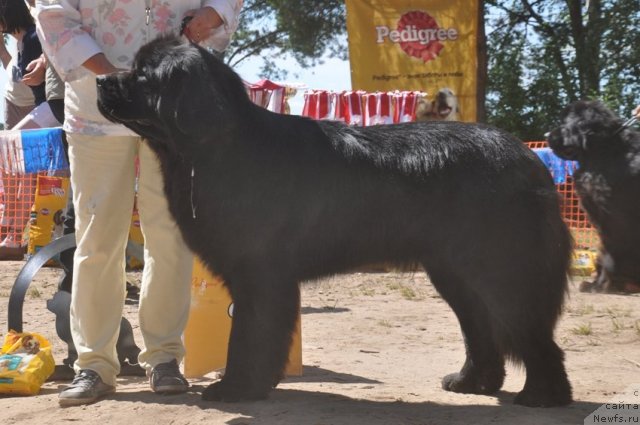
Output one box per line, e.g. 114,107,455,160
0,41,12,69
633,105,640,118
81,52,119,75
34,0,104,80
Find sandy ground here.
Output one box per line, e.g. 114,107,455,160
0,260,639,424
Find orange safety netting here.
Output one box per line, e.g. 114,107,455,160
0,140,600,258
525,141,598,249
0,172,38,248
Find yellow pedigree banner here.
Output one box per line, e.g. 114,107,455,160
346,0,479,121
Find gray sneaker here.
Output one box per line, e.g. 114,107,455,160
59,369,116,407
149,359,189,394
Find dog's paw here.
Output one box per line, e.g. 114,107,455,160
514,385,573,407
201,380,270,402
579,280,599,293
442,370,503,395
201,382,227,401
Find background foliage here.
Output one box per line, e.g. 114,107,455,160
485,0,640,140
228,0,640,140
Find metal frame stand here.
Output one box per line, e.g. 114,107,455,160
7,234,146,378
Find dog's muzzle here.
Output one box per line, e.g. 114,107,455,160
96,74,130,100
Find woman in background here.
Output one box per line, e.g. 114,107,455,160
0,0,62,257
36,0,242,407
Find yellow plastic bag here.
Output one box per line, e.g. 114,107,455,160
571,249,597,276
0,331,55,395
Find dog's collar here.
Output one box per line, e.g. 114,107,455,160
614,116,638,135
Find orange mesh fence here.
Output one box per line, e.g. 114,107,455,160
526,141,548,149
526,141,599,249
0,136,601,260
0,128,69,258
0,172,39,250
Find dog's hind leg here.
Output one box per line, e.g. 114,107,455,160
494,271,572,405
512,327,572,407
480,268,572,407
201,276,300,402
424,265,506,395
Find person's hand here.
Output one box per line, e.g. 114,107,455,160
183,7,223,43
22,55,47,86
633,105,640,119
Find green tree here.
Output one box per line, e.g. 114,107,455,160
485,0,640,140
229,1,639,140
226,0,347,80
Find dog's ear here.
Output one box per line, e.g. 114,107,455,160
156,67,227,142
415,97,433,121
572,100,620,134
174,76,223,138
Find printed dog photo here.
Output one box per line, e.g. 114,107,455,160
415,88,460,122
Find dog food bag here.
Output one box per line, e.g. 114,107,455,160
0,330,55,395
571,249,597,276
27,175,71,258
126,208,144,270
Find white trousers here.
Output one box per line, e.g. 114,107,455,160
67,133,193,386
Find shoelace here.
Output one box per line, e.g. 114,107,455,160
152,361,186,383
154,362,177,373
71,370,100,389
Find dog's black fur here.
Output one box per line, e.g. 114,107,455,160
96,35,573,407
548,100,640,293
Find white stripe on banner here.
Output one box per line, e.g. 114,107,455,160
0,130,25,175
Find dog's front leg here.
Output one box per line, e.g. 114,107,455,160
201,277,300,402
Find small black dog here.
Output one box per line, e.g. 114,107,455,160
96,35,572,407
548,100,640,293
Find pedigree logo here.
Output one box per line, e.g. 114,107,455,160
38,177,65,197
375,10,458,63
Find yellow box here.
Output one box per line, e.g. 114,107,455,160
184,258,302,378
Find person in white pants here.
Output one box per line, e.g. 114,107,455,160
35,0,243,407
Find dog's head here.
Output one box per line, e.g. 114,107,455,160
547,100,625,161
433,88,459,121
97,34,248,153
414,88,459,122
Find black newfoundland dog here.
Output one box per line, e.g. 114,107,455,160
96,35,572,407
548,100,640,293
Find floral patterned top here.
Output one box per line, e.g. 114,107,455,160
34,0,242,136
